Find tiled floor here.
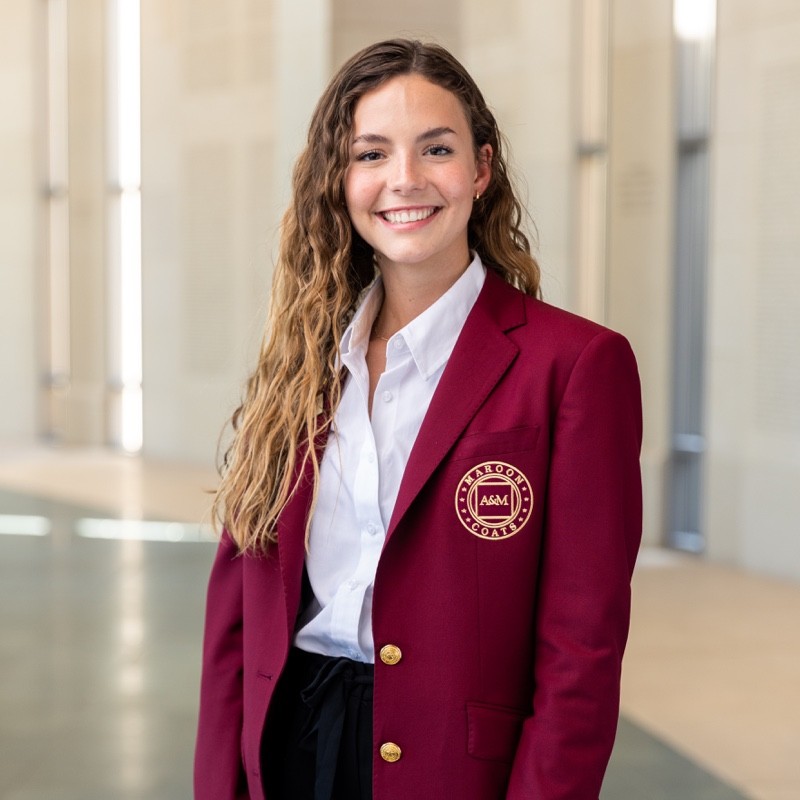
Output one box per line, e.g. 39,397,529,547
621,551,800,800
1,446,797,799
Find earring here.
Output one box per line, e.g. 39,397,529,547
474,191,481,201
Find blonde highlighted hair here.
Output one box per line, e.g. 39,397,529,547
214,38,541,553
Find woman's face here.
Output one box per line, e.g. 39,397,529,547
344,74,491,280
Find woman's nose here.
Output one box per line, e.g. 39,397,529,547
388,153,425,193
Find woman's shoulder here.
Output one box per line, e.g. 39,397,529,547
527,295,610,338
485,271,633,358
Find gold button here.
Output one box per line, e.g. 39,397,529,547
379,644,402,665
380,742,402,763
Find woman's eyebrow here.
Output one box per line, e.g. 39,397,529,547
351,132,390,146
416,126,457,142
351,126,457,146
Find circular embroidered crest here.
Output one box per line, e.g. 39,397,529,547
455,461,533,540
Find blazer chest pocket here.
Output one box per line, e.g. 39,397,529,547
467,701,527,762
451,425,540,462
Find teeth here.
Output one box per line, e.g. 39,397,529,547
382,207,436,224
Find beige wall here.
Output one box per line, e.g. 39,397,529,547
706,1,800,578
461,0,574,309
332,0,459,68
273,0,333,204
607,0,675,547
1,1,116,448
0,1,39,443
65,0,107,446
141,0,285,463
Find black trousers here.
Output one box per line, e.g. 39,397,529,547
261,647,374,800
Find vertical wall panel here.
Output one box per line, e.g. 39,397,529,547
607,0,675,547
66,0,107,445
461,0,573,308
574,0,611,323
141,0,282,464
0,1,39,443
754,63,800,435
332,0,460,68
181,144,236,376
706,1,800,579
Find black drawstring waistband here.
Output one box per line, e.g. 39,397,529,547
291,648,374,800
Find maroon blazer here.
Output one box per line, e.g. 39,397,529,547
195,270,643,800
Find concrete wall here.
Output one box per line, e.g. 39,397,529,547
0,1,39,444
65,0,107,446
461,0,574,309
607,0,675,547
332,0,460,68
705,1,800,578
140,0,287,464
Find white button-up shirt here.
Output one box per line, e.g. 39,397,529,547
293,254,486,662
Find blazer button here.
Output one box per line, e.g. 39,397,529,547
379,742,402,763
379,644,402,665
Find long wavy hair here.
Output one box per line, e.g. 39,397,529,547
215,38,541,553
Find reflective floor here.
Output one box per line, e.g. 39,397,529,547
0,490,210,799
1,448,796,799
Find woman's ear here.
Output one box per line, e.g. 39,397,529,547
475,144,493,195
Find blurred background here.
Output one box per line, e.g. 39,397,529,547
1,0,798,798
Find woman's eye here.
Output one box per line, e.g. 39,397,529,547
426,144,453,156
354,150,383,162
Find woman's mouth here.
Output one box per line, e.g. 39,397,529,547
379,207,439,224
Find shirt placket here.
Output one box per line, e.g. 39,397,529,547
372,336,405,525
328,356,385,660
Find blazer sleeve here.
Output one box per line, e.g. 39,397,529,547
506,330,643,799
194,529,251,800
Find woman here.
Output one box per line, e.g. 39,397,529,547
195,38,642,800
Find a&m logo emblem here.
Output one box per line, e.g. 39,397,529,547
455,461,533,540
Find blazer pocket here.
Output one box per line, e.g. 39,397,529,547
467,701,527,763
451,425,540,462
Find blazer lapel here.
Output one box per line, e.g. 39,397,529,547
386,271,526,541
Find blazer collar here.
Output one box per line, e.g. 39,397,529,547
386,269,527,541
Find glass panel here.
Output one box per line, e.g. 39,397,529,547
668,0,716,551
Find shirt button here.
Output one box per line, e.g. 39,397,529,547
380,742,402,763
392,337,404,351
366,522,378,536
382,390,393,402
347,580,358,591
366,451,375,463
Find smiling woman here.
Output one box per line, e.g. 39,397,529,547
195,38,642,800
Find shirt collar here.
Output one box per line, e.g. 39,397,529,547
341,278,384,366
341,253,486,380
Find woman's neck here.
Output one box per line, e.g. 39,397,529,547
373,254,472,338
